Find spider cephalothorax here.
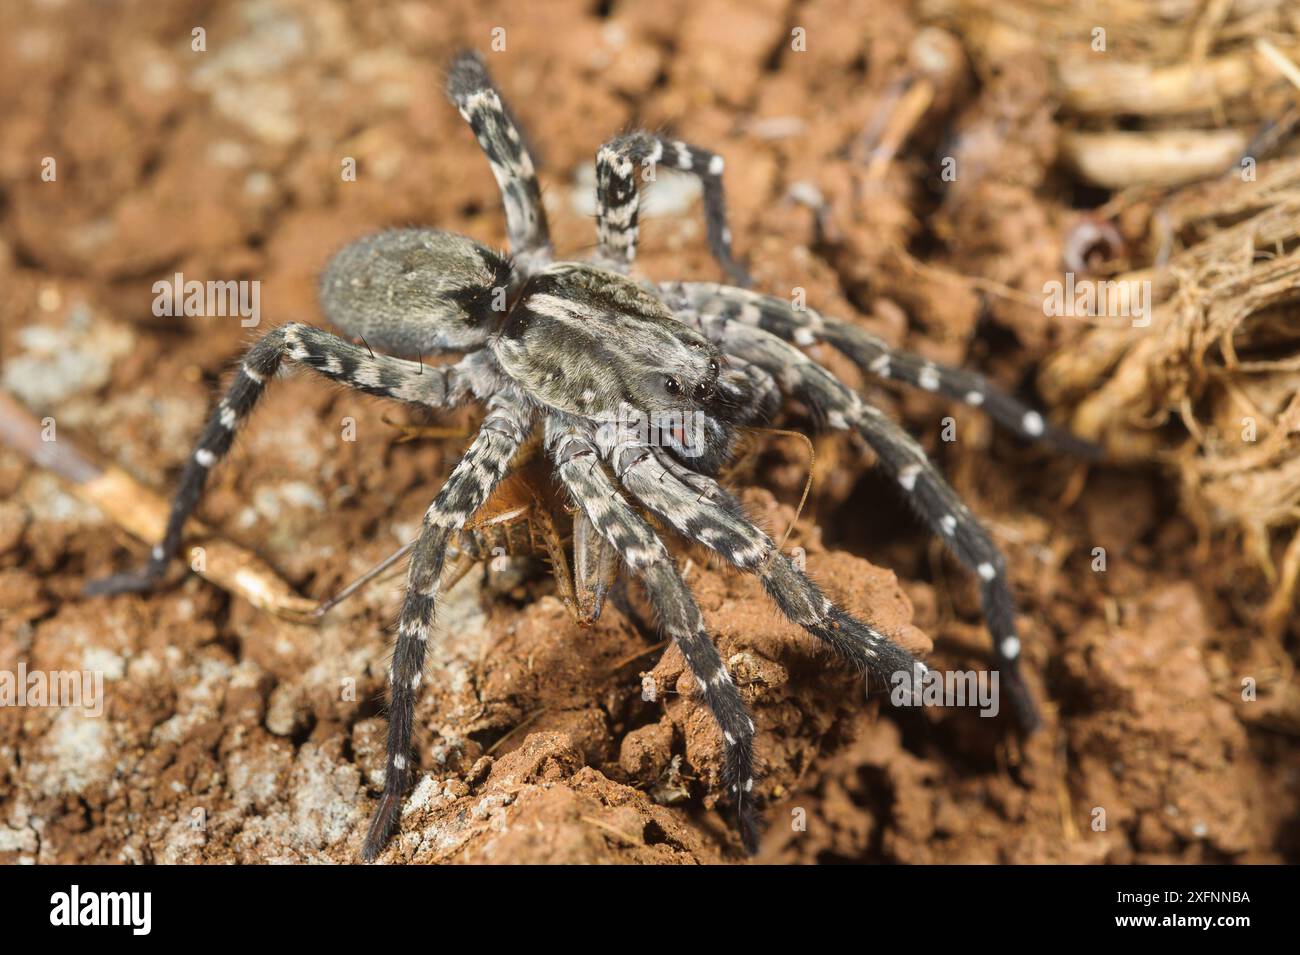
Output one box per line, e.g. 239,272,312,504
494,263,724,419
87,50,1094,861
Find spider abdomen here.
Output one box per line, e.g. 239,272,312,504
319,228,514,357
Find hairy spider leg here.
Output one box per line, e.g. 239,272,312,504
547,420,760,851
446,51,552,264
595,131,751,286
362,393,532,861
696,314,1040,731
590,425,924,688
311,454,617,628
84,325,486,597
659,281,1100,458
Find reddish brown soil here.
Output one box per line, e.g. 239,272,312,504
1,0,1296,864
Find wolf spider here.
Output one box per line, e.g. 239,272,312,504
87,51,1094,860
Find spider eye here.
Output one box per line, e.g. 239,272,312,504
707,359,719,377
692,382,709,402
664,377,682,396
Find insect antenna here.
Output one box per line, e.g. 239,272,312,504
737,425,816,554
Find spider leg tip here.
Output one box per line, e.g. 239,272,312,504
738,804,763,856
82,569,159,598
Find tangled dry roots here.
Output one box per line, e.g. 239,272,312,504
1039,158,1300,636
930,0,1300,635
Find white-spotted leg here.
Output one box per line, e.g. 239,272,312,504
363,393,532,861
547,418,760,851
447,51,552,266
589,428,924,688
695,316,1040,729
85,326,491,597
595,132,751,285
658,281,1099,457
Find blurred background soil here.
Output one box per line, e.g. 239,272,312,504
1,0,1298,863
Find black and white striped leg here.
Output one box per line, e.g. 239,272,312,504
446,51,551,265
593,429,923,687
595,132,751,285
657,281,1099,457
546,419,760,852
362,394,532,861
84,324,486,597
705,318,1040,730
